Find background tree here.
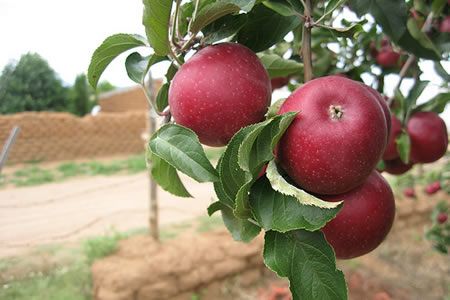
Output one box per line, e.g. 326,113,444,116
69,74,116,116
0,53,68,114
69,74,90,116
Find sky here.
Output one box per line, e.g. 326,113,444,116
0,0,448,122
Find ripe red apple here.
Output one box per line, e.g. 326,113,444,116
169,43,271,146
277,76,387,195
322,171,395,259
383,114,402,160
407,112,448,163
383,157,413,175
440,16,450,33
425,181,441,195
437,212,448,224
271,77,290,91
403,187,415,198
362,85,391,142
376,48,401,68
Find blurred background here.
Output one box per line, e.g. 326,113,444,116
0,1,449,300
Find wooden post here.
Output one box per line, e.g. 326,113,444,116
146,73,159,241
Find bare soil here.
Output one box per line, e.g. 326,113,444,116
0,172,214,257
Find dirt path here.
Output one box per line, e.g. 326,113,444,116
0,172,214,257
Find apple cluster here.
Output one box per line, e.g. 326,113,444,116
276,76,395,259
382,112,448,175
168,42,445,260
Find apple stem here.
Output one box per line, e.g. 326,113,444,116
302,0,313,82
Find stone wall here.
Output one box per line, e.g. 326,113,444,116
91,230,265,300
0,111,147,164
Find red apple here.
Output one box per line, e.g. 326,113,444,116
425,181,441,195
437,212,448,224
271,77,290,91
383,115,402,160
384,157,413,175
440,16,450,33
407,112,448,163
257,164,268,178
278,76,387,195
169,43,271,146
322,171,396,259
362,85,391,143
403,187,415,198
376,49,401,68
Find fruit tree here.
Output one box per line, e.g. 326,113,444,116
88,0,449,299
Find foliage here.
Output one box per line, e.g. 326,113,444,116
0,53,68,114
88,0,450,299
69,74,91,116
425,201,450,254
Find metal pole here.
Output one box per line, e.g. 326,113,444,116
0,126,20,174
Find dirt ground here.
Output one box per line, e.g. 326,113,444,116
197,196,450,300
0,171,214,257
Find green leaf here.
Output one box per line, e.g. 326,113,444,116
156,83,169,112
216,125,257,208
406,19,440,57
323,0,348,20
214,154,235,208
235,114,297,218
262,0,297,16
258,54,303,78
191,2,241,33
227,0,257,12
413,92,450,114
406,80,429,108
216,113,296,218
266,161,342,209
165,62,179,81
88,34,147,88
125,52,166,84
148,151,192,197
222,205,261,242
149,124,219,182
267,98,286,119
396,130,411,164
264,230,348,300
431,0,447,15
237,5,301,52
349,0,440,60
434,61,450,82
202,14,248,44
326,23,364,39
250,176,341,232
207,201,228,216
142,0,173,56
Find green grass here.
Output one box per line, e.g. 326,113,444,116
1,154,149,189
0,216,224,300
10,166,55,186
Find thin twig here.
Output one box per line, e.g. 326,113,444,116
302,0,313,82
171,0,182,49
141,79,170,117
388,12,435,105
188,0,200,34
